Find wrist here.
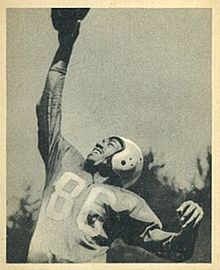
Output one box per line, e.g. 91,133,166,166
51,35,75,68
58,31,78,48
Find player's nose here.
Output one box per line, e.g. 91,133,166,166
97,138,108,147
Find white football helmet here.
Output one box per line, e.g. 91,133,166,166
111,136,144,188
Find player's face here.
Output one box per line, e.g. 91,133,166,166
85,137,123,167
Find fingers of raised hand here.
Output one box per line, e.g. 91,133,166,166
176,201,195,214
193,211,204,228
177,201,204,228
180,204,196,221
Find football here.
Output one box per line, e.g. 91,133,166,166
51,8,90,32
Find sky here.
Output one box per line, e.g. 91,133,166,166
6,8,211,213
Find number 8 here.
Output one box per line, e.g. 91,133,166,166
46,172,86,220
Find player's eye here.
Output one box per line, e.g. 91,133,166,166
108,141,116,147
108,141,114,146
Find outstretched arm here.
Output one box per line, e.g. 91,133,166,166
111,190,204,262
36,9,89,173
136,201,204,262
36,27,78,164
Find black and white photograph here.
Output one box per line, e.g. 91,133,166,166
5,6,213,265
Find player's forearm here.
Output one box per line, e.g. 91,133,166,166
50,32,76,71
40,34,76,104
36,22,81,164
38,32,78,123
148,228,177,242
36,35,75,163
36,68,64,165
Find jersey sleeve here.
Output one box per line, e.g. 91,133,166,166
36,66,84,181
36,67,66,166
109,187,162,242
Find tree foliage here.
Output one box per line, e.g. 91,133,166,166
7,186,40,263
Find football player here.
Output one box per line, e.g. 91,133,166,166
28,9,204,263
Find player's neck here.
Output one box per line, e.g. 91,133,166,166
92,172,122,187
92,172,109,185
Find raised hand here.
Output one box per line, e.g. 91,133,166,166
51,8,90,46
50,8,90,67
176,200,204,229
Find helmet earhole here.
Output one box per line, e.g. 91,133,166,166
121,160,126,166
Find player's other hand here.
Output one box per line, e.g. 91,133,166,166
176,200,204,229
